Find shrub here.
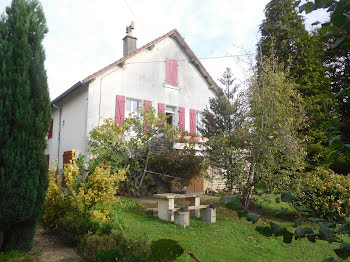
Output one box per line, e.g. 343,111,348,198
42,163,126,229
293,167,350,221
0,250,33,262
42,164,65,229
56,215,100,247
86,233,152,262
149,148,208,188
88,107,178,196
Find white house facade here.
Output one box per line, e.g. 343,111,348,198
45,27,222,190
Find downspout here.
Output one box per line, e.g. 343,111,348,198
52,103,62,173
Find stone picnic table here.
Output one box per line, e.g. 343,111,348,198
153,193,216,227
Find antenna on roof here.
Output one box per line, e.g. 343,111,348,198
126,21,135,36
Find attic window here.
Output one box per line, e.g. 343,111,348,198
165,59,178,87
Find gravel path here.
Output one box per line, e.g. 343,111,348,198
28,227,82,262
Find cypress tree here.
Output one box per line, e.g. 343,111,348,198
258,0,339,169
0,0,50,251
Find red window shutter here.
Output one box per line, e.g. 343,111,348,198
48,119,53,139
179,107,185,131
144,100,152,110
158,103,165,113
190,109,196,135
166,59,171,85
115,95,126,125
165,59,177,86
172,60,177,86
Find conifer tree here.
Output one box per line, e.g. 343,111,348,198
0,0,50,251
258,0,339,168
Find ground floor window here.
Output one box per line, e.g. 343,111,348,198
165,106,176,126
126,98,140,117
196,111,204,136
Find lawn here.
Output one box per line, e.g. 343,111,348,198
114,195,347,262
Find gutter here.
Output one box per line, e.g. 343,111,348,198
52,103,62,174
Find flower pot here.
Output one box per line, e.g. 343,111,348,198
183,136,191,141
192,136,200,141
202,137,209,142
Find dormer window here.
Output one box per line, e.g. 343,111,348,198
165,58,178,87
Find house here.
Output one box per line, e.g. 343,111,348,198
45,23,225,192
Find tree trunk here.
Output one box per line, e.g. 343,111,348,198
243,161,255,208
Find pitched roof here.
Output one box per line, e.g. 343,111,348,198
52,29,219,105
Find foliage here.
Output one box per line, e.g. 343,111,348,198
42,163,65,229
199,89,245,139
199,67,247,192
151,239,185,262
223,191,350,261
149,148,208,188
88,106,180,196
247,57,306,195
292,167,350,221
322,29,350,174
0,0,51,251
218,67,237,101
56,214,100,247
258,0,339,169
0,250,34,262
42,163,126,231
300,0,350,49
81,232,152,262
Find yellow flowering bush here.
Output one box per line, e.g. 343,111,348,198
42,163,65,229
70,166,126,217
42,161,127,230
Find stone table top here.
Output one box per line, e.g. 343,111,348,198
153,193,203,199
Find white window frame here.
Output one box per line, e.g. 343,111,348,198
125,98,141,118
165,105,176,126
196,111,204,136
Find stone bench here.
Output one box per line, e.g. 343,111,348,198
171,204,217,228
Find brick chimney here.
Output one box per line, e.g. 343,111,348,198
123,21,137,56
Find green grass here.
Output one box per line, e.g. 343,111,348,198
113,196,347,262
0,250,34,262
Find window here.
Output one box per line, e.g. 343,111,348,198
125,98,140,118
165,106,176,126
196,111,204,136
165,59,178,87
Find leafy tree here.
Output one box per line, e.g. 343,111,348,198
201,57,305,204
89,106,207,196
300,0,350,48
258,0,339,169
323,37,350,174
0,0,51,251
242,57,306,206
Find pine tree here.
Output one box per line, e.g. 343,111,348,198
0,0,50,251
258,0,339,169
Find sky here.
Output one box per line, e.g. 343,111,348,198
0,0,328,100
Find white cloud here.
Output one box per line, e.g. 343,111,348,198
0,0,330,99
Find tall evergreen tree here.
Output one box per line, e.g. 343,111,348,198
0,0,50,251
258,0,339,169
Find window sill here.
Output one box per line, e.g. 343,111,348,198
164,84,180,90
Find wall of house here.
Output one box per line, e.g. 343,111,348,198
86,36,216,135
45,86,88,176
